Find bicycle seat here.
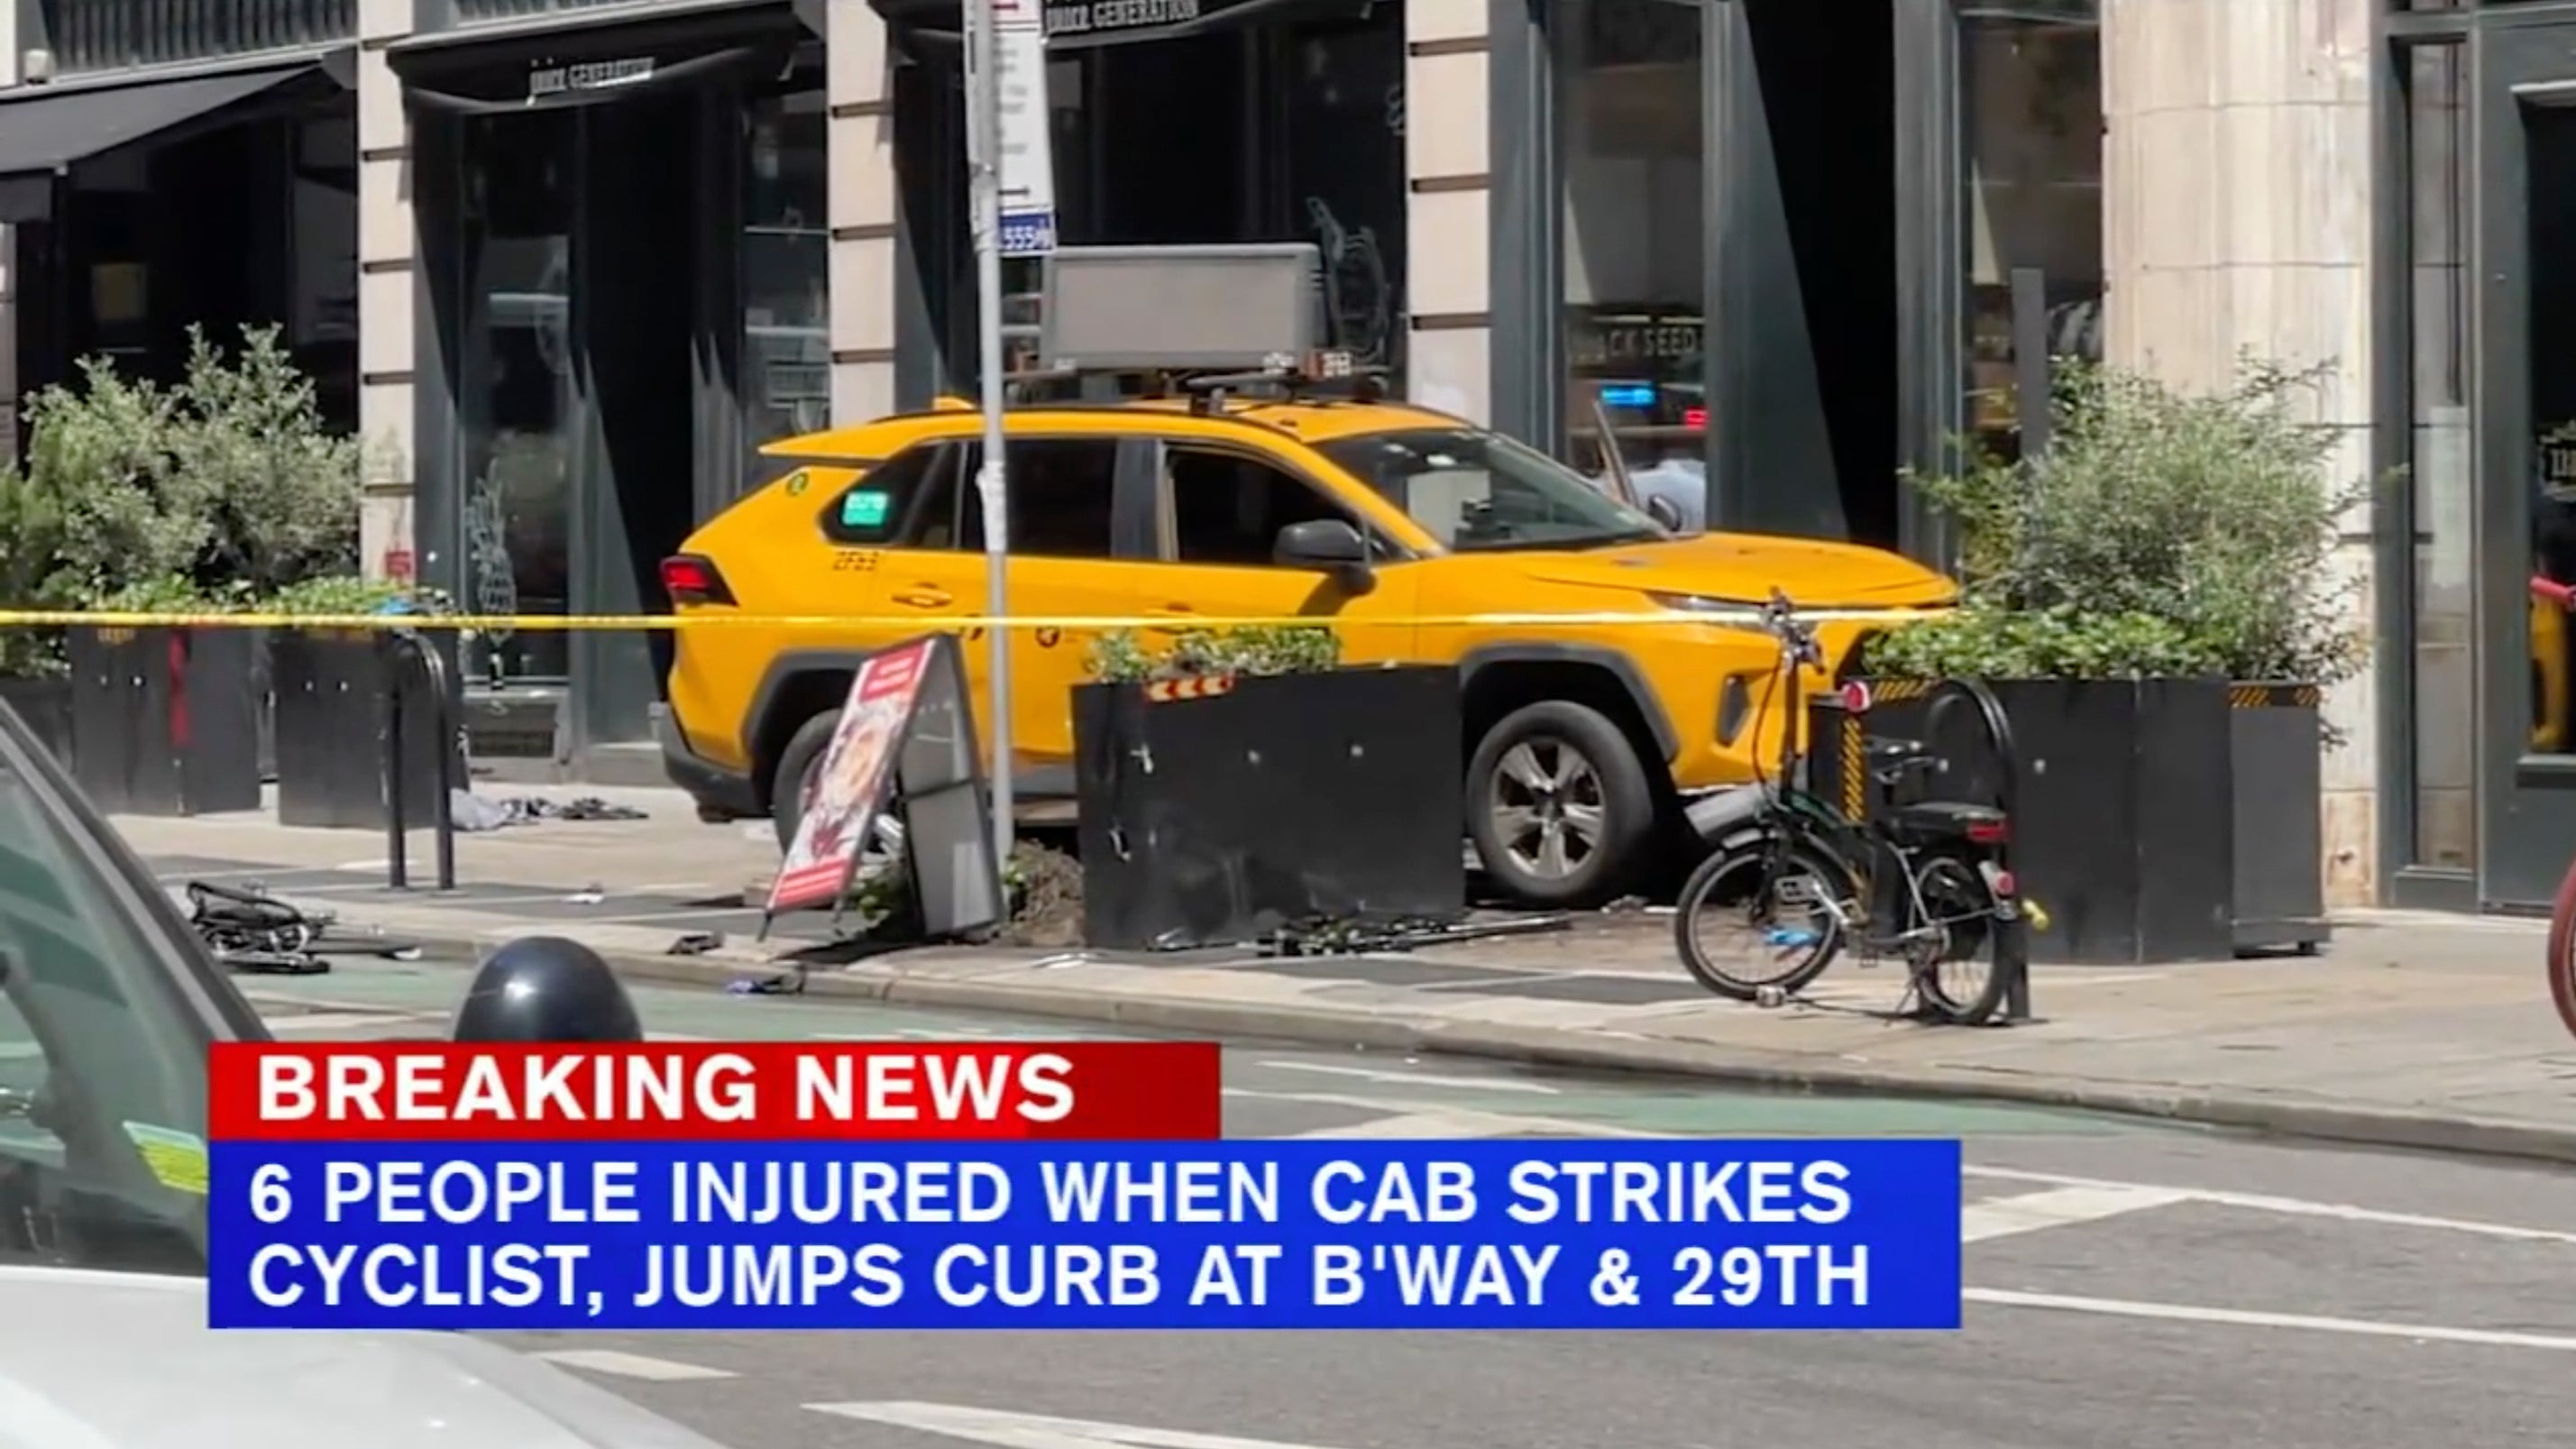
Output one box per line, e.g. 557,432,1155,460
1884,800,2007,845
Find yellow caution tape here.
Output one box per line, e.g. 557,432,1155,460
0,606,1953,633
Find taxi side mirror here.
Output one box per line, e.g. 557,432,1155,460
1645,494,1687,533
1274,518,1375,594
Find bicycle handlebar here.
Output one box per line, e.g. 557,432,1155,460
1760,591,1825,669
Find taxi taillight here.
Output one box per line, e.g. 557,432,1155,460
661,554,735,606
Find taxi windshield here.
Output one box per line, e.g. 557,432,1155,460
0,707,223,1278
1316,427,1666,552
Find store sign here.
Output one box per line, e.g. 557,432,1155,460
992,0,1059,255
527,56,655,101
1043,0,1201,37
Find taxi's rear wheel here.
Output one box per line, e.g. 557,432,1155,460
1468,701,1655,908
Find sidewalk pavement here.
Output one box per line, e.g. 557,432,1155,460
113,785,2576,1165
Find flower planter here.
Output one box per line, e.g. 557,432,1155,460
1810,676,2326,964
1071,666,1466,951
271,628,465,830
68,626,264,816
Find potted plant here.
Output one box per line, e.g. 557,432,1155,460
1847,358,2368,963
1070,625,1465,950
269,576,462,830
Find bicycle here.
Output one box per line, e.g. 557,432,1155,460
1670,590,2030,1024
2548,854,2576,1041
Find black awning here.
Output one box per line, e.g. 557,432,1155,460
388,0,814,113
0,61,335,224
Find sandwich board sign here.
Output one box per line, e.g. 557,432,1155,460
762,634,1004,942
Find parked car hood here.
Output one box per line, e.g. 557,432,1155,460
1509,533,1957,608
0,1265,732,1449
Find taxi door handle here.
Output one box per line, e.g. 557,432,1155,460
1147,604,1198,632
892,586,954,609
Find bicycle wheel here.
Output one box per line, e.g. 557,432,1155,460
2549,854,2576,1041
1908,857,2016,1025
1673,834,1851,1002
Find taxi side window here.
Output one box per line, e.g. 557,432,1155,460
820,445,949,546
1166,446,1361,567
945,439,1121,558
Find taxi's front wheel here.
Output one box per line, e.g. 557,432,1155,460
1468,701,1655,908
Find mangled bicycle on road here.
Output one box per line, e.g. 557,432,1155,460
1671,590,2039,1025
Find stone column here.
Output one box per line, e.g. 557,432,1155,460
355,0,420,582
1404,0,1491,422
829,0,899,426
2101,0,2378,903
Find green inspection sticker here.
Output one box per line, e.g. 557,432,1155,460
840,489,893,527
123,1123,208,1196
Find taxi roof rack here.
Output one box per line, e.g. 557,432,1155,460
998,351,1394,413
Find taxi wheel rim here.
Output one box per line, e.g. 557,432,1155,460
1488,738,1606,880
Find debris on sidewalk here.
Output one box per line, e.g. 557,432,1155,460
446,793,652,832
1256,913,1574,957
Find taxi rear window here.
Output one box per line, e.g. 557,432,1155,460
820,446,947,546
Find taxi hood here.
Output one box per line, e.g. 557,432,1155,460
0,1266,731,1449
1505,532,1957,609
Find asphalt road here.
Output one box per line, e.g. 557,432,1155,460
246,957,2576,1449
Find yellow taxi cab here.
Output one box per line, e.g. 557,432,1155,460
655,377,1956,907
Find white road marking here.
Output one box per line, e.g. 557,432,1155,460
535,1349,739,1381
808,1401,1344,1449
1967,1288,2576,1352
1961,1185,2189,1242
261,1011,438,1036
1285,1111,1530,1139
1961,1164,2576,1245
1254,1059,1561,1095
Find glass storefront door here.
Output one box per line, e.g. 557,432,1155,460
458,108,578,686
2478,22,2576,904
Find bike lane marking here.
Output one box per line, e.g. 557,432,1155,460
1966,1288,2576,1353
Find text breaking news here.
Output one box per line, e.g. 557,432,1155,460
206,1044,1966,1332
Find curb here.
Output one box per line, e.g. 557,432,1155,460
411,926,2576,1168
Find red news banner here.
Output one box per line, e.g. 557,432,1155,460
208,1041,1223,1140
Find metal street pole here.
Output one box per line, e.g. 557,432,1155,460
963,0,1015,867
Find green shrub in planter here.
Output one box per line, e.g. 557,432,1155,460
1852,358,2376,963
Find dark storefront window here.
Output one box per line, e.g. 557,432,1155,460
912,4,1407,397
2528,107,2576,765
458,110,577,683
2407,42,2472,867
1958,3,2101,463
742,85,830,479
23,101,356,434
1556,0,1704,498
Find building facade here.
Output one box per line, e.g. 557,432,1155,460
1,0,2557,914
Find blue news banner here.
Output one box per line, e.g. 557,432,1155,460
208,1141,1963,1331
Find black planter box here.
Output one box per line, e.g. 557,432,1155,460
1811,676,2327,965
0,676,74,772
272,628,465,830
69,626,264,816
1073,666,1466,951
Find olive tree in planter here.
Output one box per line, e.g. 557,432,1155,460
1853,359,2369,964
1071,625,1466,950
18,326,374,812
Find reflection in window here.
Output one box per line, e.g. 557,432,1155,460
1168,449,1350,566
461,112,574,683
743,85,830,481
2529,107,2576,764
2407,44,2473,866
1559,0,1705,510
1961,5,2102,463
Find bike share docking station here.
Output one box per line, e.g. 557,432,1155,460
1803,676,2038,1026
